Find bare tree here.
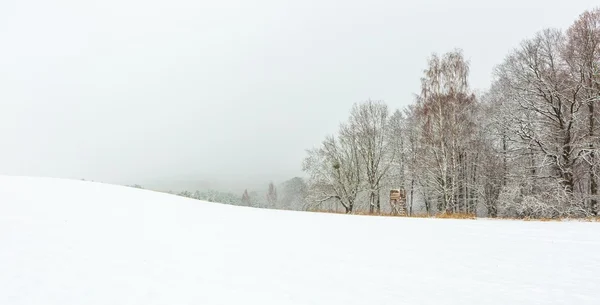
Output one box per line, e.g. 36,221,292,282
347,100,394,214
492,28,591,217
497,29,584,189
477,85,511,217
565,8,600,215
385,109,408,212
302,125,362,213
402,104,424,215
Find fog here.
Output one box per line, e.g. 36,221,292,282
0,0,597,192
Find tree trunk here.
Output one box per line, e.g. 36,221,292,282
563,140,575,194
410,179,415,216
529,148,537,194
345,200,353,214
470,159,477,214
369,192,375,214
589,101,597,215
502,131,508,187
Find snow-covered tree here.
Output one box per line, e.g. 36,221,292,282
347,100,395,214
565,8,600,215
279,177,308,211
266,182,278,208
241,189,251,206
412,49,479,214
489,28,593,217
303,125,362,214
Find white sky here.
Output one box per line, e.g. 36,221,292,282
1,0,598,188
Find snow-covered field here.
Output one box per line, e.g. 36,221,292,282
1,175,599,305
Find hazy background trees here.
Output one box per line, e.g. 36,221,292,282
144,178,309,211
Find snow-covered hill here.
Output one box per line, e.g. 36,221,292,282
1,176,599,305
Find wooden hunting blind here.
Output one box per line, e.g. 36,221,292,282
389,188,407,216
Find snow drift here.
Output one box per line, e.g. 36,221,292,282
1,175,599,305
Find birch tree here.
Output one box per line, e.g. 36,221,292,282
414,49,477,214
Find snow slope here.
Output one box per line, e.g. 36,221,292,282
1,176,599,305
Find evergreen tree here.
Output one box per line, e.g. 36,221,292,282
242,189,251,206
267,182,278,208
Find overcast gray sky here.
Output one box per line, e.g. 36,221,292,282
0,0,598,189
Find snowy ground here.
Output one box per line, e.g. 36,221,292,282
1,175,599,305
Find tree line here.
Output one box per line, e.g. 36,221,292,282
302,8,600,219
128,178,309,211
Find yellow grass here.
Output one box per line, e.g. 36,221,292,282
433,212,477,219
306,209,600,222
306,209,477,219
